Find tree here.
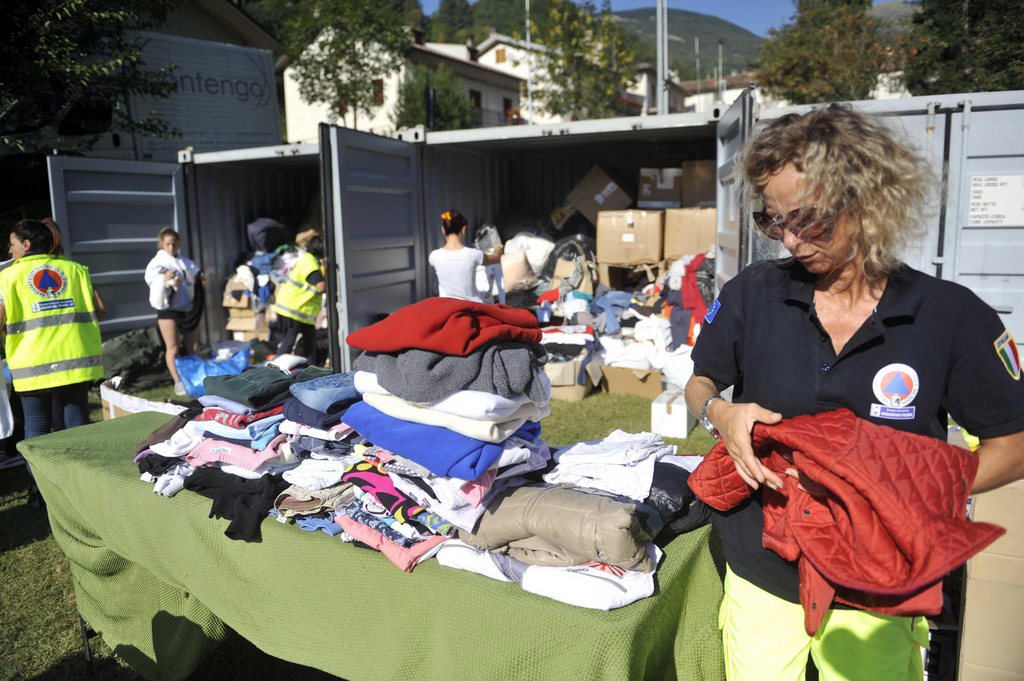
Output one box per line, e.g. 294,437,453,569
471,0,554,41
903,0,1024,95
428,0,473,43
532,0,636,120
757,0,889,104
392,64,473,131
283,0,410,128
0,0,181,154
243,0,424,39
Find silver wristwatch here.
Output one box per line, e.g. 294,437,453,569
700,394,721,439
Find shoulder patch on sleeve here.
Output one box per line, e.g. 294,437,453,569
705,298,721,324
994,329,1021,380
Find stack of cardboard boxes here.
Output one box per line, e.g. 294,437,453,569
958,479,1024,679
592,160,717,405
223,278,271,342
544,160,718,413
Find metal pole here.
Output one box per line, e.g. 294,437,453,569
695,36,701,113
663,0,671,112
655,0,664,115
718,40,724,100
526,0,533,124
318,122,341,373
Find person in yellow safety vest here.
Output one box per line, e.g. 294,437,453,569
0,219,105,444
273,235,325,361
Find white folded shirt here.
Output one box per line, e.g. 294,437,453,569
361,392,544,443
354,370,550,418
520,543,662,610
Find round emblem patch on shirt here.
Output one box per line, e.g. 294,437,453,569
870,363,919,420
27,264,67,298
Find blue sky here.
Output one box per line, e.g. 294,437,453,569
419,0,804,38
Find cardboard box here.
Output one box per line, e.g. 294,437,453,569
228,307,257,319
99,380,187,421
567,166,633,226
232,329,270,342
598,262,665,290
960,580,1024,678
225,314,267,332
550,257,594,295
664,208,716,260
637,168,683,208
545,355,601,401
596,210,664,265
601,365,664,400
651,390,696,438
222,280,253,309
958,480,1024,680
681,159,716,207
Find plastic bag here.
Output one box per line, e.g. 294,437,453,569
473,224,502,254
174,344,251,398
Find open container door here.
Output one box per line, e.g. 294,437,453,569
714,86,757,292
47,156,186,334
320,124,425,372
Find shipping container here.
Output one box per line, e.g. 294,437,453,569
717,88,1024,343
48,89,1024,371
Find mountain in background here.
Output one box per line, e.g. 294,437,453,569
612,8,763,80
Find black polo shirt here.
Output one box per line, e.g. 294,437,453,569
692,258,1024,603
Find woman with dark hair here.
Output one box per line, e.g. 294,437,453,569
428,208,502,303
272,235,325,360
684,104,1024,679
144,226,200,395
0,219,105,440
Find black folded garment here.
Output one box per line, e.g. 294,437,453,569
183,468,289,542
646,462,711,542
543,343,586,364
282,395,352,430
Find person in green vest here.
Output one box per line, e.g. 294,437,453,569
272,235,325,361
0,219,105,441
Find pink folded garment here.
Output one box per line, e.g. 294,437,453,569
336,514,448,572
185,434,289,472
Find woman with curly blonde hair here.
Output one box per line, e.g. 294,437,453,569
684,104,1024,679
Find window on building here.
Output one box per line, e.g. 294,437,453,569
373,79,384,106
496,48,506,64
469,90,482,110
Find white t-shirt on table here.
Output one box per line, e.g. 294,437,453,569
429,246,484,302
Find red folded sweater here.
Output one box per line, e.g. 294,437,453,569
345,297,542,356
689,409,1004,635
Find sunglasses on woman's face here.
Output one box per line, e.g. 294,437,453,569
751,205,836,241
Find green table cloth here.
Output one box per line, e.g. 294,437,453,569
22,413,726,681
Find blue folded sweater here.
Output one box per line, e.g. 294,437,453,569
342,401,541,481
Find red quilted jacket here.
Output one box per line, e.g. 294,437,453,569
689,408,1004,634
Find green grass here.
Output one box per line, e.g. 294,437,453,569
0,386,715,680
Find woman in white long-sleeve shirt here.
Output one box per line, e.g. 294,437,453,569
144,227,200,395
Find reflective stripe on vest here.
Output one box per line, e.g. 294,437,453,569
273,302,317,324
285,273,315,293
9,354,104,380
6,311,98,335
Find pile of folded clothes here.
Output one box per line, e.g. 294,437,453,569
134,364,363,542
343,298,551,570
131,297,712,610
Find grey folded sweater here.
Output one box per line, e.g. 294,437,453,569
354,342,547,403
